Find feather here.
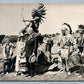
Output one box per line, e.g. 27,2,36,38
31,3,47,24
63,23,72,34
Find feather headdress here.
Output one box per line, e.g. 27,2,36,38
63,23,72,34
31,3,47,24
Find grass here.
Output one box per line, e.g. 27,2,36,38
0,44,84,81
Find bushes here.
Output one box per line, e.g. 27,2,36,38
8,35,18,43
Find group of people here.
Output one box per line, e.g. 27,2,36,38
51,23,84,75
1,22,84,77
1,8,52,77
1,3,84,77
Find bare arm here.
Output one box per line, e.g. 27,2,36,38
23,19,34,22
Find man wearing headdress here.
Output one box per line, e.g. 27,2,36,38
18,4,46,77
58,23,74,72
20,4,46,35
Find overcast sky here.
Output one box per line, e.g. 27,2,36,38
0,4,84,35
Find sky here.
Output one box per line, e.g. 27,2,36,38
1,0,84,3
0,4,84,35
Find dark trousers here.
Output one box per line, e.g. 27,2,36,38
11,57,16,72
4,59,11,74
26,56,35,76
27,62,35,76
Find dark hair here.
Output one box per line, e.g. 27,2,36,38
78,25,84,29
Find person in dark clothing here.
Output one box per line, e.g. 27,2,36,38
25,33,42,77
19,4,46,77
2,41,13,74
4,59,11,74
76,25,84,55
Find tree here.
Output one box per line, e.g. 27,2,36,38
0,35,5,43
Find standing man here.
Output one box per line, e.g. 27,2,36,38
58,23,74,72
19,4,46,77
76,25,84,64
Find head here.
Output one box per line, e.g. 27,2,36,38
77,29,83,35
43,37,49,44
26,27,33,35
6,39,10,45
18,36,25,42
77,25,84,35
18,30,24,37
33,16,39,21
61,23,72,36
61,27,69,36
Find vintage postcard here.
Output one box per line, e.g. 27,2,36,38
0,4,84,81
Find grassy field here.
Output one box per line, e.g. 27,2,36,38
0,44,84,81
0,71,84,81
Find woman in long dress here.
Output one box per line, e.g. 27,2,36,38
15,36,26,75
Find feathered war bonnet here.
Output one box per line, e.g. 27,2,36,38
62,23,72,34
31,3,47,24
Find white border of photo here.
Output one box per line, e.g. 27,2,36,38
0,0,84,83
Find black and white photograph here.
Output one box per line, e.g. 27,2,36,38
0,3,84,81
